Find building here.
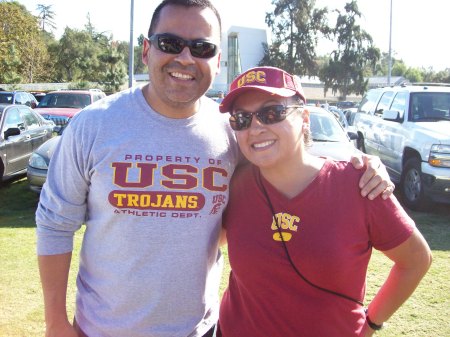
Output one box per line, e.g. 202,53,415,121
212,26,268,93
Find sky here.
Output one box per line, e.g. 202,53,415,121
18,0,449,71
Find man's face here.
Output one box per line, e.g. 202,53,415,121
142,5,221,118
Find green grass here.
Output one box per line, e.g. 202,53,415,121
1,177,449,336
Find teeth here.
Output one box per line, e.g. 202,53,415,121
253,140,274,149
170,72,193,80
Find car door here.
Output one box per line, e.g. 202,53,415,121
1,107,32,176
368,91,395,157
19,107,50,151
378,91,409,180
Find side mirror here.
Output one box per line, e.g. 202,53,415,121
383,109,401,122
374,109,384,117
4,127,21,139
347,131,358,140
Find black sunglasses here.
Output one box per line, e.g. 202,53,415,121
148,33,218,59
229,105,303,131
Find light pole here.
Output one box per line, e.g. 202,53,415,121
387,0,393,86
128,0,135,88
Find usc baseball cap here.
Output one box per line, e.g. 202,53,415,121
219,66,306,113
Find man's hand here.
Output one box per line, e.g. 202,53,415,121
350,153,395,200
45,320,78,337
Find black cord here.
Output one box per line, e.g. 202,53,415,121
256,169,364,306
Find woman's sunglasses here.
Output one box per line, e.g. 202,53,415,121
148,33,218,59
229,105,303,131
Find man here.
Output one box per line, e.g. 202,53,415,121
36,1,393,336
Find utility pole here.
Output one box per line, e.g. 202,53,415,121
387,0,393,86
128,0,135,88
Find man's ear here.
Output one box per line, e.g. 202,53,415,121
215,51,221,75
142,38,150,66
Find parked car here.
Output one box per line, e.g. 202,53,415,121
352,84,450,210
0,91,38,108
27,133,61,192
307,106,359,160
336,101,357,110
27,106,359,192
34,89,106,130
31,92,47,103
0,104,54,182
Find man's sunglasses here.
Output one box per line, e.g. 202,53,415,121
229,105,303,131
148,33,219,59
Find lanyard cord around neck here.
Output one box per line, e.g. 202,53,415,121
256,169,364,306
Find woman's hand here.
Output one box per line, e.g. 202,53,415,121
359,321,376,337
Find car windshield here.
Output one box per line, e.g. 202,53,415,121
410,92,450,121
310,112,349,143
0,93,13,104
37,93,91,109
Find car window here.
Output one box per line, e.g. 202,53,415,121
374,91,394,116
410,92,450,121
389,92,408,120
78,94,92,107
20,108,40,130
38,93,90,108
0,93,13,104
26,93,37,107
19,93,29,105
3,107,23,130
358,90,382,114
310,113,348,142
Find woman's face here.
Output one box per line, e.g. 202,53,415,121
231,90,308,170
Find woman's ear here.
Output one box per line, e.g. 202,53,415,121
302,108,310,124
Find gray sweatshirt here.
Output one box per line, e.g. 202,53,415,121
36,86,239,337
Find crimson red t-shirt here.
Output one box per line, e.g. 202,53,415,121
219,160,414,337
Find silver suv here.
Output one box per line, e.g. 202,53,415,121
353,84,450,210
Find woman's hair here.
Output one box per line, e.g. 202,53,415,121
148,0,222,38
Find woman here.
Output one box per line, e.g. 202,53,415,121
217,67,432,336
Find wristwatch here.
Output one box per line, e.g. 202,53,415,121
364,308,384,331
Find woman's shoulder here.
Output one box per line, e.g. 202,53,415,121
324,159,364,179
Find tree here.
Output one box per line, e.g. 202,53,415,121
0,1,48,83
391,60,407,77
54,27,97,81
36,4,56,33
424,68,450,84
0,44,21,83
320,1,380,99
98,44,127,92
261,0,330,76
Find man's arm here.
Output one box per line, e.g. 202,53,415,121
350,153,395,200
361,229,432,336
38,252,78,337
219,227,227,246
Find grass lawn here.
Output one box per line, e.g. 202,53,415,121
1,177,449,336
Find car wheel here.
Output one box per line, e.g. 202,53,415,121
356,135,366,153
401,158,430,211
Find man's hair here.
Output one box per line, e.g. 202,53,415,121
148,0,222,38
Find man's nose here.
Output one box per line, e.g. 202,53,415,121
174,46,195,65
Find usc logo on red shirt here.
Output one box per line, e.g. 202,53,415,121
271,212,300,242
